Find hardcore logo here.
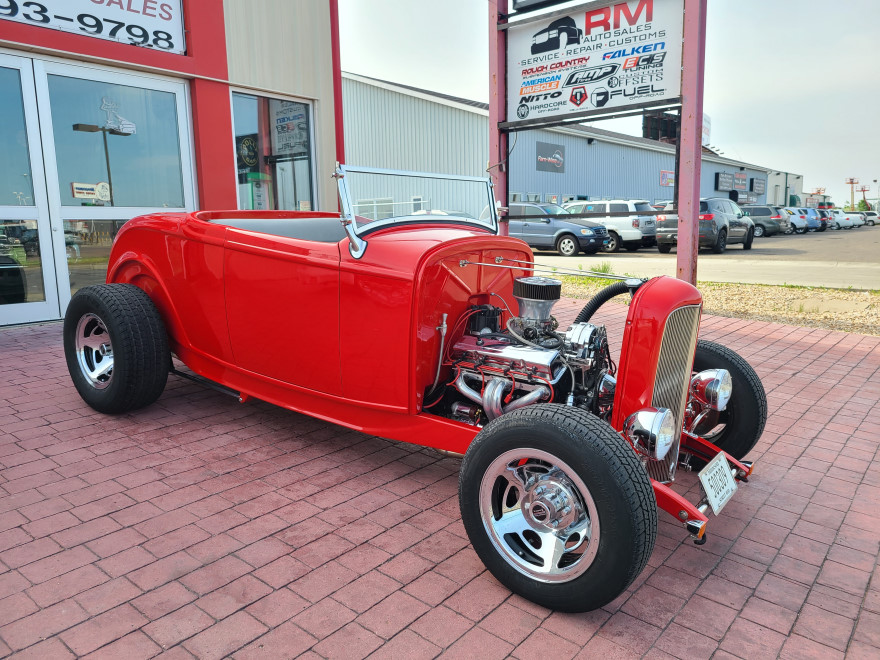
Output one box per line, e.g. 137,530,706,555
563,64,619,87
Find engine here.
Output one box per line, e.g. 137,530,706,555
439,276,616,426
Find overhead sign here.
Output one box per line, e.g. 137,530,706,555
0,0,185,54
715,172,734,192
536,142,565,172
733,172,748,191
660,170,675,187
507,0,684,124
750,178,766,195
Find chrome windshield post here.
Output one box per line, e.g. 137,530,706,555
334,165,367,259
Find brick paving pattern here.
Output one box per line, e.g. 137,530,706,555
1,299,879,659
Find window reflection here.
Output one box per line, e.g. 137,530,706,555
64,219,128,296
232,93,314,211
48,76,185,208
0,220,45,305
0,67,35,207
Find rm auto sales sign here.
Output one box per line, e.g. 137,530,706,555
507,0,683,123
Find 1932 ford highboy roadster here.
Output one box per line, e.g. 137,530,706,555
64,167,765,612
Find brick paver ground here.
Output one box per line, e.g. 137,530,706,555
1,299,879,659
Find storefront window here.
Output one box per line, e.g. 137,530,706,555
47,75,185,208
0,67,34,207
232,93,314,211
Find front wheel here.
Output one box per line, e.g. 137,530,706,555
602,232,620,253
555,234,579,257
690,340,767,461
459,404,657,612
64,284,170,414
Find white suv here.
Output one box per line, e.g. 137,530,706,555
563,200,656,252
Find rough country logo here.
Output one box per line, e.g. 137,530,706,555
563,64,619,87
570,86,588,107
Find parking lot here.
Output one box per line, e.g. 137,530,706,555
537,226,880,290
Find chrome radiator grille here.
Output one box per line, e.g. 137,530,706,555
648,304,701,482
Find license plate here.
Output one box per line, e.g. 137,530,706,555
698,452,738,515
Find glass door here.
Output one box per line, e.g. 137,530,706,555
0,54,59,325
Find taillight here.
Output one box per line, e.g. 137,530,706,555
632,219,640,228
770,214,781,219
800,215,806,219
698,213,714,221
657,215,667,221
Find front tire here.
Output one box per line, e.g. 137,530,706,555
602,232,620,253
690,340,767,461
556,234,579,257
459,404,657,612
64,284,170,414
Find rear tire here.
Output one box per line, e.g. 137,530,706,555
64,284,170,414
556,234,579,257
602,232,620,253
657,244,672,254
690,340,767,461
795,226,807,235
459,404,656,612
743,229,753,250
711,229,727,254
753,224,765,238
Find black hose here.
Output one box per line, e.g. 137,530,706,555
574,280,641,324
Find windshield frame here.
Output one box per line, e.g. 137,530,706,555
335,165,498,258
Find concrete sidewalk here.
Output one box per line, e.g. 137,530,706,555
1,302,879,659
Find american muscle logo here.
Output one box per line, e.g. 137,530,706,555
520,74,562,95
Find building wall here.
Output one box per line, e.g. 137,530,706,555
224,0,338,211
342,78,488,177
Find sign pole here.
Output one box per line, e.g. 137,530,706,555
489,0,509,236
676,0,707,285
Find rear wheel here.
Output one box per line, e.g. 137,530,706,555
459,404,656,612
64,284,170,414
743,229,754,250
556,234,579,257
602,232,620,253
711,229,727,254
753,224,765,238
690,340,767,461
657,244,672,254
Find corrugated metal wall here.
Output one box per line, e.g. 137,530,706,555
342,78,488,177
343,77,768,206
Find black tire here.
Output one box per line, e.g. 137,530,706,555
690,340,767,461
711,229,727,254
602,232,620,253
753,224,765,238
459,404,657,612
657,244,672,254
555,234,579,257
795,226,807,234
835,223,841,230
743,229,753,250
64,284,170,414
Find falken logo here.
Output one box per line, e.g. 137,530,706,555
603,42,666,61
563,64,619,87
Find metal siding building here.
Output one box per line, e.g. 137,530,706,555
343,73,778,206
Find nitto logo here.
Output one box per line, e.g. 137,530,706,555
585,0,653,35
519,92,563,104
563,64,619,87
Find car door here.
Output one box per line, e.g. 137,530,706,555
728,201,748,240
507,204,527,241
223,226,343,394
521,205,554,248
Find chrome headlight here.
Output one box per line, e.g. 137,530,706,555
580,228,594,235
623,407,677,461
691,369,732,410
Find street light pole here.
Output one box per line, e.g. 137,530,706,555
72,123,131,207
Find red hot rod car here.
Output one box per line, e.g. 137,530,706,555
64,166,765,612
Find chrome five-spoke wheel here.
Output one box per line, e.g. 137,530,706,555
75,313,114,389
480,449,599,582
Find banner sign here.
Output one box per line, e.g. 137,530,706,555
0,0,185,54
536,142,565,172
507,0,684,124
750,178,766,195
715,172,733,192
733,172,748,191
659,169,675,187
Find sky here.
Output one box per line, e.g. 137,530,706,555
338,0,879,207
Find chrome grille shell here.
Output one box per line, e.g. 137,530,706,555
647,304,701,482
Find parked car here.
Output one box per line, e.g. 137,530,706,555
781,208,808,234
828,209,854,229
816,210,832,231
862,211,877,226
656,198,755,254
848,212,866,227
563,199,657,253
799,208,823,231
740,205,784,237
504,202,609,256
62,165,764,613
